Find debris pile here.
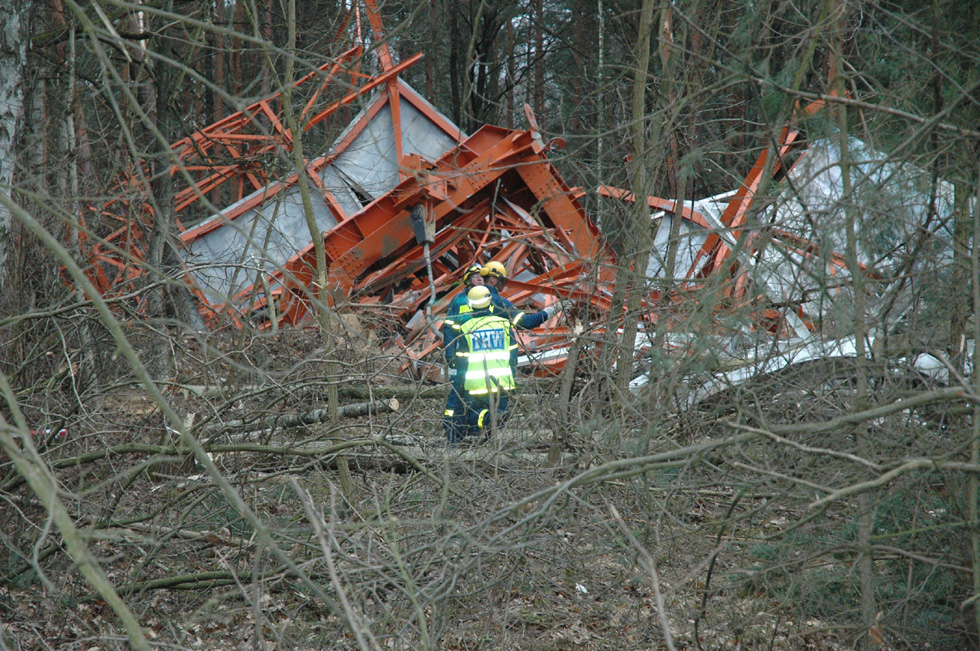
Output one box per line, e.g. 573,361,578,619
81,3,614,380
78,3,956,388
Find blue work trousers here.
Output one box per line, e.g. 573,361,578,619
443,382,510,444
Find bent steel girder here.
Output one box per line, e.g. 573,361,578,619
683,128,803,289
595,125,878,343
271,121,609,328
182,74,467,327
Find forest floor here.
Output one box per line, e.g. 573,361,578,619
2,442,852,650
0,328,959,650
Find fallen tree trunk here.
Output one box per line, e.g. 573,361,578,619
203,398,399,434
178,383,446,401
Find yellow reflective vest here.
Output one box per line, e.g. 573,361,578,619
455,314,517,395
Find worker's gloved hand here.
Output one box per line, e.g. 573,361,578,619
448,367,458,379
543,299,574,320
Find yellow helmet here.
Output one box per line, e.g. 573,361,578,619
481,260,507,279
462,264,483,283
466,286,493,309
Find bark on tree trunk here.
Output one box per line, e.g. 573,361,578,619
650,3,688,406
231,0,245,97
50,1,97,389
260,0,273,97
203,399,400,436
277,0,349,500
969,160,980,643
834,4,878,640
449,5,461,128
0,0,32,294
533,0,545,130
569,0,596,136
659,4,684,293
426,0,437,99
25,77,46,196
145,2,190,381
504,18,515,128
213,0,225,122
614,0,656,396
950,182,971,366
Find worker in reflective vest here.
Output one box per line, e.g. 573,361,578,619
445,285,564,444
479,260,518,373
441,262,516,442
441,264,484,442
442,263,485,362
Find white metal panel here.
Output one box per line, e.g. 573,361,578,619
181,83,466,305
183,184,336,300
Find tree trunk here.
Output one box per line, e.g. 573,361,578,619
504,17,515,128
650,2,689,406
449,4,462,128
950,188,971,366
231,0,245,97
145,1,189,381
25,75,46,197
426,0,437,100
970,157,980,644
0,0,32,294
659,4,685,293
260,0,273,97
614,0,656,396
278,0,349,500
213,0,225,122
203,399,400,436
533,0,545,129
834,2,878,641
50,1,97,389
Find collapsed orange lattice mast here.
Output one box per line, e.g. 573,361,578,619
79,4,868,380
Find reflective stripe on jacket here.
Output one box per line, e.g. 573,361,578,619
443,295,474,364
